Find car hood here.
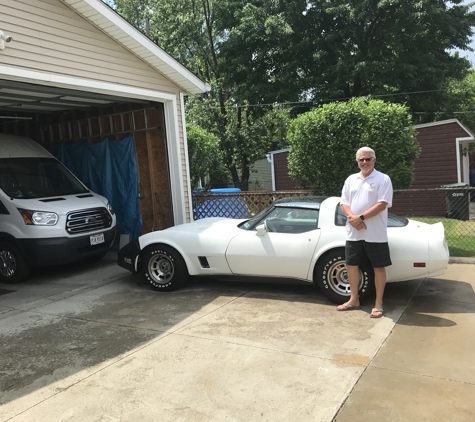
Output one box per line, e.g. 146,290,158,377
6,192,110,213
167,217,246,234
137,217,247,255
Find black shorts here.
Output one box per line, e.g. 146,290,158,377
345,240,392,268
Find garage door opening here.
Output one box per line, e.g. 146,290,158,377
0,80,174,236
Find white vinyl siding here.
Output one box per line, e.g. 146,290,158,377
176,95,192,220
0,0,179,93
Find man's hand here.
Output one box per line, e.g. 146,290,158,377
348,215,367,230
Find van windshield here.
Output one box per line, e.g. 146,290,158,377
0,157,88,199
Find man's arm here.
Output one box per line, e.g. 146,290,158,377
341,201,388,229
341,204,366,230
359,201,388,220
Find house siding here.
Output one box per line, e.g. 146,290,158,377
0,0,179,93
391,121,473,217
176,94,192,220
274,151,299,190
249,158,272,190
411,122,467,188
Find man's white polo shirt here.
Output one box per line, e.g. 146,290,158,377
340,169,393,242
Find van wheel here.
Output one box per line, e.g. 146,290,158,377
0,242,31,284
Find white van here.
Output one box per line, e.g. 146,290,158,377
0,134,119,283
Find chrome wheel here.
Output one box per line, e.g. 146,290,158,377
143,245,188,292
325,260,364,296
147,253,174,285
316,250,374,304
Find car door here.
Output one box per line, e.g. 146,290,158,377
225,207,321,280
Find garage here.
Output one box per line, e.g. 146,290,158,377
0,0,209,235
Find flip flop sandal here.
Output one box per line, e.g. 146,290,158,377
370,308,384,318
337,303,360,311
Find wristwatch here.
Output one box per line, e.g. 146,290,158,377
360,214,365,221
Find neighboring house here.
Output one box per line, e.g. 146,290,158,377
410,119,474,188
248,157,273,191
267,149,298,191
0,0,209,232
269,118,475,191
391,119,475,216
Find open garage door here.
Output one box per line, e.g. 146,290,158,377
0,79,174,235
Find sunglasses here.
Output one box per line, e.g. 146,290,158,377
358,157,373,162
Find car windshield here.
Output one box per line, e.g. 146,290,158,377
0,157,88,199
240,206,273,230
240,205,320,234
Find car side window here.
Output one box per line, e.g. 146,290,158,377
262,207,319,234
335,206,347,226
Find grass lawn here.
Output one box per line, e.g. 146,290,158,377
410,217,475,258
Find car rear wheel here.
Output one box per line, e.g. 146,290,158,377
0,241,31,284
315,249,374,304
142,244,188,292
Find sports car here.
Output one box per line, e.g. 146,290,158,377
117,196,449,304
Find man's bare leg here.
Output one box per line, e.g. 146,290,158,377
336,264,361,310
371,267,386,317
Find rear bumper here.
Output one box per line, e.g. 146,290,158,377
17,226,120,267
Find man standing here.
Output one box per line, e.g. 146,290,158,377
336,147,393,318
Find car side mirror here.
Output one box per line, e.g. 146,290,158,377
256,224,266,236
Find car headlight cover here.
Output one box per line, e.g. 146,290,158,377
18,209,59,226
107,202,115,215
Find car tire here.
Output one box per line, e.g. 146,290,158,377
142,244,188,292
0,241,31,284
315,249,374,304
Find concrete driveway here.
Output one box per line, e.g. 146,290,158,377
1,253,474,422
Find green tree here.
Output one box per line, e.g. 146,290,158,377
107,0,291,190
186,124,228,189
287,98,421,195
105,0,475,186
217,1,475,114
443,70,475,132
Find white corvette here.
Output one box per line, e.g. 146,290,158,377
118,196,449,304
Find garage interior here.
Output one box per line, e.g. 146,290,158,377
0,79,174,236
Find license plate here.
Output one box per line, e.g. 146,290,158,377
90,233,105,245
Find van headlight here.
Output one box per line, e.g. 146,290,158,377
18,209,59,226
107,203,115,215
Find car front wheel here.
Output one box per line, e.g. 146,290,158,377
315,249,374,304
0,241,31,284
142,244,188,292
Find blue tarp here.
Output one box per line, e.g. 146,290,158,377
48,135,143,240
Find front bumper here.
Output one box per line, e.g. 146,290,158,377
117,238,141,273
17,226,120,268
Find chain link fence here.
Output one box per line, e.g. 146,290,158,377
192,187,475,257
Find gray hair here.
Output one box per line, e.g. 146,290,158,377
356,147,376,161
